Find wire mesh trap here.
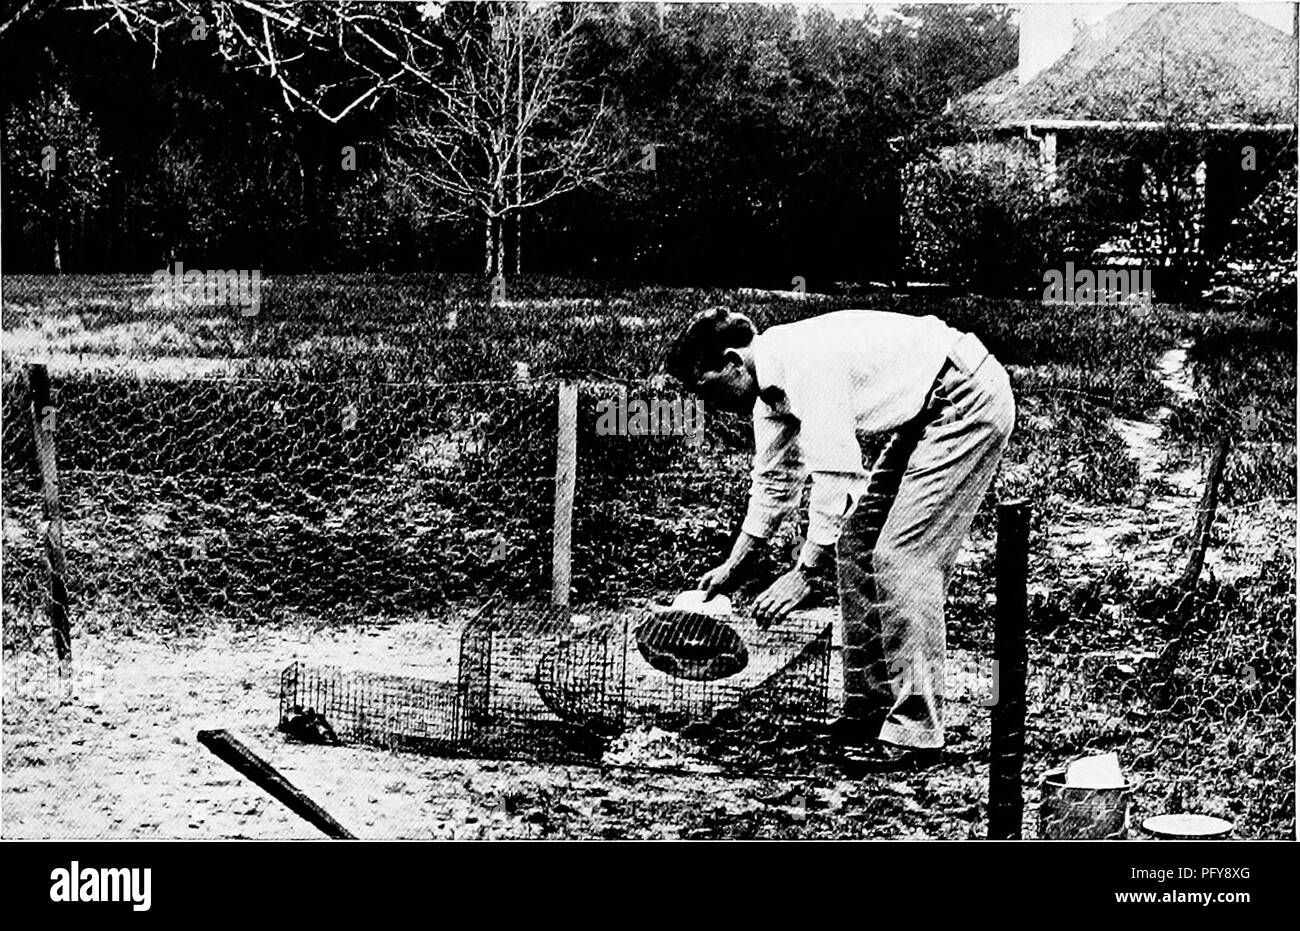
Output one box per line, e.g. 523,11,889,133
279,663,461,755
279,602,833,766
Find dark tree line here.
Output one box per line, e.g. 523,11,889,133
1,2,1016,287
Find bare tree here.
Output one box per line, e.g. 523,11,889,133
391,2,619,282
76,0,618,282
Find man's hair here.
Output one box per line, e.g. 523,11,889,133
663,306,756,386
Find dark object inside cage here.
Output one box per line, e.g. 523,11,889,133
634,610,750,681
279,601,831,765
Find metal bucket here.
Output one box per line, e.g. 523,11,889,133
1038,769,1130,839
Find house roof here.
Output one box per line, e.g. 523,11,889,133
961,3,1297,128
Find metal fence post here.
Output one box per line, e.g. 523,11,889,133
989,499,1029,839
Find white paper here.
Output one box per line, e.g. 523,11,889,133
667,590,732,617
1065,752,1126,789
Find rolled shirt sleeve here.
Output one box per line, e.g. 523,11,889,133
740,402,806,540
804,472,868,549
740,394,869,550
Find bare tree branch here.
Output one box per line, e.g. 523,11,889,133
72,0,450,123
392,2,620,275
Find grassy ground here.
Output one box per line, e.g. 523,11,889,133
2,273,1294,838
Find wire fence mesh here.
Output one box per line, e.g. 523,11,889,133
0,359,754,629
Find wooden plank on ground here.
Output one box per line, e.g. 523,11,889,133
197,729,356,839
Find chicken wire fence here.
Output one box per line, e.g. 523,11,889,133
5,358,1289,757
0,360,749,631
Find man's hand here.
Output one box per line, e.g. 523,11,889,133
698,530,764,598
752,567,812,628
698,562,738,599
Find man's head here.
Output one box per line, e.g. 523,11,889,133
664,307,759,413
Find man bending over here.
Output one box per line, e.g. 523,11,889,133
665,307,1014,768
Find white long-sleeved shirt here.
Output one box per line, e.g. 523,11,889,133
741,310,962,559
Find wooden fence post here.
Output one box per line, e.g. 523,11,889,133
27,363,72,672
989,499,1030,839
1178,433,1230,592
551,381,578,607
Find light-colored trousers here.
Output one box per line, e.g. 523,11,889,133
836,333,1015,749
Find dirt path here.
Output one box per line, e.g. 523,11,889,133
1047,341,1283,586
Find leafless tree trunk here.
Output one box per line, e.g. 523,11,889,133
514,5,523,278
44,147,60,274
494,202,505,278
392,2,619,289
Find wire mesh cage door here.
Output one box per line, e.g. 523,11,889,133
456,603,616,761
535,616,630,735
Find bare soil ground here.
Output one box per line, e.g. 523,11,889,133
2,614,999,839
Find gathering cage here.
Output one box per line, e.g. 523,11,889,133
279,601,833,766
